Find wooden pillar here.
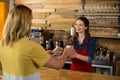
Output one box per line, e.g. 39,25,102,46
0,2,9,40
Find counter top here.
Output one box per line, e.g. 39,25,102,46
0,67,119,80
39,67,120,80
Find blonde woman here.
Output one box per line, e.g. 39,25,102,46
0,5,74,80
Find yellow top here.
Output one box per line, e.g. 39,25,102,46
0,38,50,76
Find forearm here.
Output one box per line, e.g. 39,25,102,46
75,54,89,62
44,52,68,70
44,47,74,69
56,53,68,69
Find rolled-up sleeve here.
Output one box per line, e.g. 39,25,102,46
28,44,50,67
87,38,96,62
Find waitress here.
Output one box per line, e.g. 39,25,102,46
69,16,96,73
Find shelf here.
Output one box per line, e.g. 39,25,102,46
32,9,55,13
54,10,120,16
92,64,113,75
76,12,120,16
90,25,120,28
92,35,120,39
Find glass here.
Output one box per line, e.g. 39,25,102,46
108,3,112,13
96,4,101,13
113,3,119,12
103,4,107,13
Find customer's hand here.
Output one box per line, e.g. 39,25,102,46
53,47,63,54
52,47,63,57
63,46,76,57
46,47,63,57
46,50,54,55
69,53,77,58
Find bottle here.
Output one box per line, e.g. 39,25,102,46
109,52,114,63
45,40,49,50
99,47,103,60
34,29,40,43
58,40,64,48
31,29,36,41
118,16,120,36
54,41,63,56
49,39,54,50
102,48,108,57
113,54,116,63
118,28,120,36
106,52,110,62
70,25,75,36
45,39,54,50
39,33,43,42
55,41,59,48
94,46,100,60
40,38,45,48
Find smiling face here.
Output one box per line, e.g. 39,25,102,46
74,19,87,34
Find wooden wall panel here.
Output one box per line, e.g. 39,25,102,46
33,12,50,19
42,0,82,5
23,3,43,9
47,24,72,31
43,4,82,9
15,0,82,30
32,9,55,13
15,0,45,4
32,19,46,24
15,0,82,4
97,39,120,56
46,15,75,28
85,0,119,4
47,18,75,24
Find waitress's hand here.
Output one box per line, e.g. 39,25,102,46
63,46,76,57
69,53,77,58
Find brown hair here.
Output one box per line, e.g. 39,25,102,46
69,16,90,44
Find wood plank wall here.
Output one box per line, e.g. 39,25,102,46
15,0,120,56
97,38,120,56
15,0,82,31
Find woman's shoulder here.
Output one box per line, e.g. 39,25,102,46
18,38,40,48
88,37,96,44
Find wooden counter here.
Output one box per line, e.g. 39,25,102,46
40,67,120,80
0,67,120,80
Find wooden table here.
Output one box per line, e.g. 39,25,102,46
40,67,120,80
0,67,120,80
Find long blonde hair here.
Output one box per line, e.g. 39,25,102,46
1,5,32,46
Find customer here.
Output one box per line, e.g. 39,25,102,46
69,16,96,73
0,5,74,80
